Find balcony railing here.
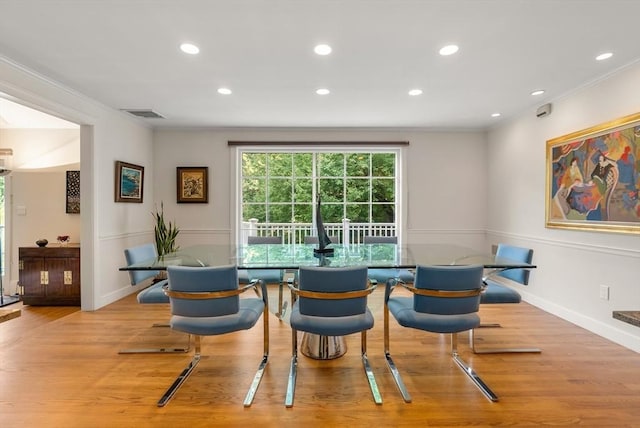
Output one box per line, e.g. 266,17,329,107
241,219,396,245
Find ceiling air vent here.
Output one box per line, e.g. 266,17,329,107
122,109,165,119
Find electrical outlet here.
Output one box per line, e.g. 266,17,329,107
599,284,610,300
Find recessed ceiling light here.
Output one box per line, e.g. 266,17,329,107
314,44,332,55
180,43,200,55
408,89,423,96
531,89,545,96
596,52,613,61
217,87,232,95
491,113,501,117
439,44,459,56
316,88,330,95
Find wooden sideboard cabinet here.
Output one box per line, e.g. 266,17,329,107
19,246,80,306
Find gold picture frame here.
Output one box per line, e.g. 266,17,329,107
177,166,208,203
546,112,640,233
115,161,144,203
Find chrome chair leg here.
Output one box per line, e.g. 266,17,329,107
383,304,412,402
244,302,270,407
157,335,201,407
285,328,298,407
276,282,288,320
469,328,541,354
118,331,191,354
451,333,498,402
361,331,382,404
384,351,411,403
244,353,268,407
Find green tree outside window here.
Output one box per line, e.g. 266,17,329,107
241,151,396,225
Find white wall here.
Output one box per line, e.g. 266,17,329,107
487,61,640,352
9,170,82,290
0,127,82,294
153,129,489,250
1,56,156,310
10,170,82,243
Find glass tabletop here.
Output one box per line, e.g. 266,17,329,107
119,243,536,271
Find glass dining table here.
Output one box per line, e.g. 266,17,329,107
120,243,536,359
119,242,535,272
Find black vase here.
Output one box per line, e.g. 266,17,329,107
36,239,48,247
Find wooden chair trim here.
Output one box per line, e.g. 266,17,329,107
163,281,258,300
287,282,377,300
398,282,481,298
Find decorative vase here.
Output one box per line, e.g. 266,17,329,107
36,239,48,247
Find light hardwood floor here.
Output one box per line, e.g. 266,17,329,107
1,286,640,427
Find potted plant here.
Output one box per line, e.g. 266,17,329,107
152,202,179,258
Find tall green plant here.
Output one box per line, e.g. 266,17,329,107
152,202,179,257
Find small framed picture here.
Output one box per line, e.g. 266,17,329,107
66,170,80,213
177,166,208,203
115,161,144,203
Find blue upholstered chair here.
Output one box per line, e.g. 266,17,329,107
124,244,169,304
158,265,269,407
241,236,286,319
363,236,414,284
384,264,498,402
470,243,541,354
285,266,381,407
119,244,189,354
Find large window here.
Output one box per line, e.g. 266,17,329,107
240,149,398,226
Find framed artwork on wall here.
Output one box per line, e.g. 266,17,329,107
546,111,640,234
115,161,144,203
66,170,80,214
177,166,208,203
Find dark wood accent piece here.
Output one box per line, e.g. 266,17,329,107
613,310,640,328
0,308,20,323
19,246,80,306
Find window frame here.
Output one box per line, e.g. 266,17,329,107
232,144,406,245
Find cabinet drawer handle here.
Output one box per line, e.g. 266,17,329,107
40,271,49,285
64,271,73,285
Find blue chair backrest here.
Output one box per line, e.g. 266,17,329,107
298,266,369,317
167,265,239,317
248,236,282,244
364,236,397,244
496,244,534,285
413,265,483,315
124,244,159,285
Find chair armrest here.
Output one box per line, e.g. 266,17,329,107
384,278,402,303
287,281,377,300
254,279,269,306
163,281,264,300
396,282,481,298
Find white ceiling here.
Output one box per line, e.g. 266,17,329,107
1,0,640,130
0,98,79,129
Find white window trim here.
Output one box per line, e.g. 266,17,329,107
231,144,406,245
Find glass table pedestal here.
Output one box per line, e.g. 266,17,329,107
300,333,347,360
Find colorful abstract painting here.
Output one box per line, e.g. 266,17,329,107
546,112,640,233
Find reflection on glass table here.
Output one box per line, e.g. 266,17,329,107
120,243,536,271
